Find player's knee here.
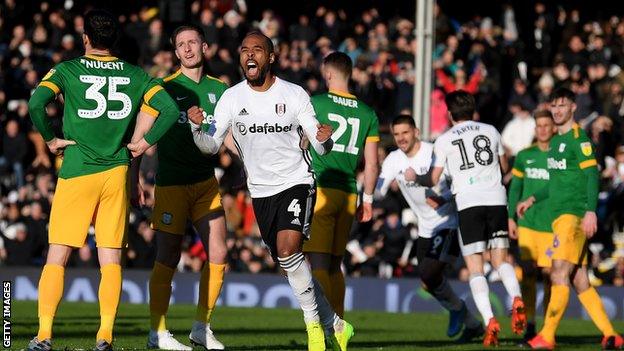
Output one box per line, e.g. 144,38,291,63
276,240,300,259
156,250,181,268
45,244,73,266
419,267,442,289
572,272,590,292
277,247,299,259
549,268,568,285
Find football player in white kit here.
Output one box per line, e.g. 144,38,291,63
416,91,526,347
377,115,483,341
187,31,353,351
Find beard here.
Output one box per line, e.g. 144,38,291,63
246,64,270,86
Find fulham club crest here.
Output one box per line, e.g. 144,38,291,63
275,103,286,116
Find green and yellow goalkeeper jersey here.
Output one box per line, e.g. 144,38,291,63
508,145,552,233
142,70,227,186
309,91,380,193
35,54,168,179
546,123,598,218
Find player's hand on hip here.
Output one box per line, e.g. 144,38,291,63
508,218,518,240
127,138,151,158
316,123,332,142
404,167,417,182
188,106,205,125
582,211,598,238
357,202,373,222
46,137,76,155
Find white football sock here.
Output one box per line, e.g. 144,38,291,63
496,263,522,298
278,252,319,324
469,274,494,325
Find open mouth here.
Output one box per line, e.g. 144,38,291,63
246,60,258,76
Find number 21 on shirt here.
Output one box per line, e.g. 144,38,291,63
328,112,360,155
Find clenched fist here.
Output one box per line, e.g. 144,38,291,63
187,106,205,125
316,124,332,142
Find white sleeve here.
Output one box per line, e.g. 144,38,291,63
296,89,333,155
433,136,448,168
376,156,398,196
190,91,232,155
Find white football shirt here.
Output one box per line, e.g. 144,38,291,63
198,77,325,198
377,142,458,238
433,120,507,211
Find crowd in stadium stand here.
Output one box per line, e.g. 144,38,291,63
1,0,624,287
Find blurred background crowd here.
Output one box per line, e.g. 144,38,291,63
1,0,624,287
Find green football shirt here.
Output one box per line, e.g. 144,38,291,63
143,70,227,186
508,145,552,232
309,91,380,193
546,124,598,218
38,54,165,179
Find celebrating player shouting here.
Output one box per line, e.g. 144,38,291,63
27,9,179,351
188,31,353,351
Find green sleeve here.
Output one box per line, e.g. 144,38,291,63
28,86,58,142
507,152,524,218
573,133,599,212
143,88,179,145
583,165,599,212
29,65,66,142
507,176,523,219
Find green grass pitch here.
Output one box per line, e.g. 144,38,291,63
9,301,624,350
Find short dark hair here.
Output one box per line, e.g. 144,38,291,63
243,31,274,55
534,109,553,120
391,114,416,128
323,52,352,79
171,24,206,46
550,87,576,103
83,9,119,50
445,90,475,121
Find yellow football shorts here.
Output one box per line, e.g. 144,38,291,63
303,187,357,256
151,177,223,235
49,165,129,248
517,226,553,268
551,214,589,266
